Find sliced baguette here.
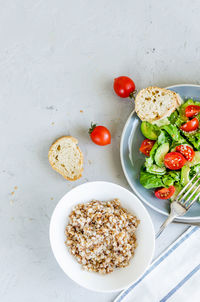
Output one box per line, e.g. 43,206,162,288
48,136,83,181
135,86,181,123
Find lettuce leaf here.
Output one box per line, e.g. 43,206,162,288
182,131,200,151
140,168,164,189
168,110,178,125
140,169,180,189
161,124,187,144
157,130,171,145
190,164,200,176
175,99,194,127
149,141,159,158
162,171,181,187
178,99,194,118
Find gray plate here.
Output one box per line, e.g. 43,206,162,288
120,84,200,220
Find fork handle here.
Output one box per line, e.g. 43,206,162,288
156,211,177,239
173,221,200,227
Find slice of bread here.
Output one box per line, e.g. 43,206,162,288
135,86,181,123
48,136,83,181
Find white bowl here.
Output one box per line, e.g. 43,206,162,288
49,181,155,292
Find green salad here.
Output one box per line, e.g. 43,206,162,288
139,99,200,201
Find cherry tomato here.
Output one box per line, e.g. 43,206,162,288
155,186,175,199
185,105,200,118
164,152,186,170
113,76,135,98
176,145,195,162
139,139,155,156
180,118,199,132
89,123,111,146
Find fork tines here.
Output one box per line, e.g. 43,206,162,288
175,173,200,209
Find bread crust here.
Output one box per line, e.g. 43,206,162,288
48,136,83,181
135,86,180,122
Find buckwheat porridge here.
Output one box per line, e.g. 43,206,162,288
65,199,139,274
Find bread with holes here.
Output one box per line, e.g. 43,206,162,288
48,136,83,181
135,86,182,123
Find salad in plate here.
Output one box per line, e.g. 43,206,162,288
139,98,200,202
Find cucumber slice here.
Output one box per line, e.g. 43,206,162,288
170,185,182,202
146,164,166,175
186,151,200,167
153,118,170,127
181,166,190,186
155,143,169,167
141,121,159,140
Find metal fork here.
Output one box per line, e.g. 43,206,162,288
156,173,200,238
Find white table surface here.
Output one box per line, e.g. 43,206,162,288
1,0,199,301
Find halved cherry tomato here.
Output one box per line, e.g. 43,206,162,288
139,139,155,156
155,186,175,199
180,118,199,132
176,145,195,162
113,76,136,98
164,152,186,170
185,105,200,118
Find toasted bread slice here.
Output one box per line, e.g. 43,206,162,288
135,86,181,123
48,136,83,181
